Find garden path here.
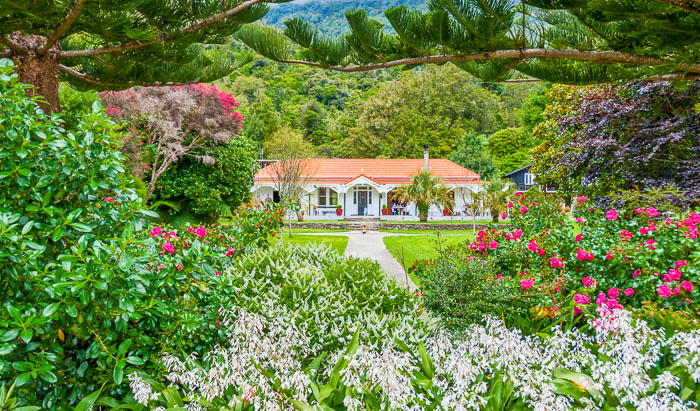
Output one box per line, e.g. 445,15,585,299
302,231,418,291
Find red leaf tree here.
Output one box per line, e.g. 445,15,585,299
101,84,244,202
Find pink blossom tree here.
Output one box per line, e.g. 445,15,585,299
101,84,244,202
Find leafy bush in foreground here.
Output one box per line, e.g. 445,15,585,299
0,60,283,407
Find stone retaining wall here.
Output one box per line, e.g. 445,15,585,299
290,222,349,230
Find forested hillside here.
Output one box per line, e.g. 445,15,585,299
218,60,540,178
264,0,425,35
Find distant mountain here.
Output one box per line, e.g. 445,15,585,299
264,0,426,36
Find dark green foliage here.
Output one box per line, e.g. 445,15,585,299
450,132,498,180
417,242,533,330
0,61,283,406
486,127,534,176
156,138,258,217
240,0,700,84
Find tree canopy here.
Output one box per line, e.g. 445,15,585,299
0,0,291,111
4,0,700,112
239,0,700,83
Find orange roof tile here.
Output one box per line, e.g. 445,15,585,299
255,159,481,185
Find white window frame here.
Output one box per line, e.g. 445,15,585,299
524,172,534,185
317,187,338,207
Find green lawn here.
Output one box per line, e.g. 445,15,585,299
272,234,349,254
383,232,474,285
380,229,474,234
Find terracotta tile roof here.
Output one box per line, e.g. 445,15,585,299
255,159,481,185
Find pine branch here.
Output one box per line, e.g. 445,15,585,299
60,0,266,58
0,35,26,55
654,0,700,15
39,0,88,55
279,48,700,74
58,64,196,87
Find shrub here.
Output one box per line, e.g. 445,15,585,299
122,308,699,410
0,60,283,407
465,192,699,316
156,138,258,217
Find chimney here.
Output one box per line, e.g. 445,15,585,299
423,144,430,169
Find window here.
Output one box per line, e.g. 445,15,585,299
524,172,534,185
317,187,337,206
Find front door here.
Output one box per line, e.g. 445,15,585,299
358,191,367,215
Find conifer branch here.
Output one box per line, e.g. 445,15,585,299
39,0,88,55
0,35,26,55
655,0,700,15
280,49,700,74
60,0,265,58
58,64,196,87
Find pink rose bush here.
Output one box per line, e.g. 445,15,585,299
462,193,698,314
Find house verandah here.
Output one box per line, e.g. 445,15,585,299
251,158,487,221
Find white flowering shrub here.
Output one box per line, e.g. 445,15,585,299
126,275,699,410
208,244,438,351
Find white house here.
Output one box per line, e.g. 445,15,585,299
251,149,485,220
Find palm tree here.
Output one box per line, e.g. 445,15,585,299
482,179,517,223
393,170,454,222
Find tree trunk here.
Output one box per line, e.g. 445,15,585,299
10,34,61,113
492,212,500,223
296,210,304,222
419,213,428,222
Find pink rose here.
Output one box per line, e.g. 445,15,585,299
632,269,641,278
676,260,688,269
624,288,634,296
667,269,682,281
469,243,478,250
646,207,660,217
103,196,113,202
477,230,485,238
507,202,513,208
512,229,523,239
520,206,528,213
576,217,584,223
550,257,564,268
657,284,672,298
150,227,162,237
194,226,207,238
521,279,534,290
488,240,499,249
501,211,507,220
573,293,590,304
645,238,655,245
574,234,583,242
515,191,523,196
596,293,607,305
634,208,644,214
574,306,583,315
577,196,587,202
527,240,538,252
681,281,693,293
605,209,618,220
582,276,595,288
607,287,619,299
162,242,175,255
496,274,502,279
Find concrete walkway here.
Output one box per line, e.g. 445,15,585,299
303,231,418,291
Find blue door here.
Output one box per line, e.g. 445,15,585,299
358,191,367,215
